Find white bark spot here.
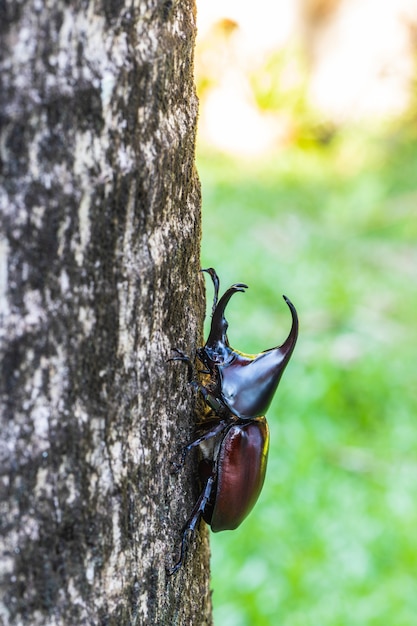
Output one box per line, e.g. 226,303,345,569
0,237,9,317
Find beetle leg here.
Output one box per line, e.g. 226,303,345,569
198,384,224,413
170,419,228,473
169,349,225,413
168,348,194,382
166,473,216,576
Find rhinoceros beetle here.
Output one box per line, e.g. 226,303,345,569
167,268,298,575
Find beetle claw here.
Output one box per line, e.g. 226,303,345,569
166,529,192,576
169,460,182,474
168,348,190,361
168,348,194,382
167,473,216,576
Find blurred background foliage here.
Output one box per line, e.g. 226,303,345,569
195,1,417,624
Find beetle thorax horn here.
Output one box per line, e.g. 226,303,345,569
273,295,298,369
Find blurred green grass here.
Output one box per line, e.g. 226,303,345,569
198,126,417,626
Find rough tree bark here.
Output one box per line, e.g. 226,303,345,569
0,1,212,624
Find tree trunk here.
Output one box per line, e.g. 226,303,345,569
0,1,212,624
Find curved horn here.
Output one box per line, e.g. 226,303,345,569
279,295,298,363
201,268,220,316
205,283,248,350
